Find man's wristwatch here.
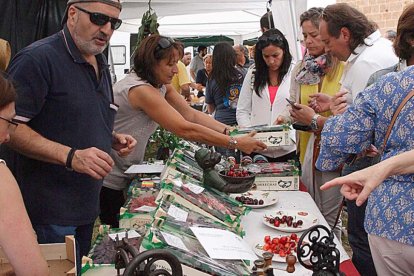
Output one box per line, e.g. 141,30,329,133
228,137,238,149
310,114,321,130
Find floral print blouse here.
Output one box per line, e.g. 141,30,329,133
316,66,414,245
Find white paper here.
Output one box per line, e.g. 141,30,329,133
108,230,141,241
190,227,256,260
134,205,157,213
161,231,189,252
171,178,183,187
125,164,165,174
183,183,204,194
167,205,188,222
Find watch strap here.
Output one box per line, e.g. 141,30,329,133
65,148,77,171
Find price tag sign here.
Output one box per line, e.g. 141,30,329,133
167,205,188,222
183,183,204,194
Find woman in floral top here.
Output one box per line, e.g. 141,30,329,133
316,66,414,275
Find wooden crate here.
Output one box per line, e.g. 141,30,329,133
0,236,76,276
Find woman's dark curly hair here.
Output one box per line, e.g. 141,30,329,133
322,3,377,54
394,3,414,61
0,74,16,109
133,35,183,87
210,42,241,96
254,28,292,97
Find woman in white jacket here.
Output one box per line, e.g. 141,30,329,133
237,28,296,162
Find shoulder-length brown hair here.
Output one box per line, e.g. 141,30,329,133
0,74,16,109
394,4,414,61
133,35,183,87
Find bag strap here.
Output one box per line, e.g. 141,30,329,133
380,89,414,151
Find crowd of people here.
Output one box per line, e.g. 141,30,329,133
0,0,413,275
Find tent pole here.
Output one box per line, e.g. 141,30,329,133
288,0,302,61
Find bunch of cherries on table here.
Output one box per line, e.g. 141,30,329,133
224,166,251,177
262,233,300,257
265,215,304,228
235,195,264,206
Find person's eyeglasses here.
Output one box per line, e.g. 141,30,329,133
155,37,175,53
0,116,18,131
75,6,122,30
258,34,284,44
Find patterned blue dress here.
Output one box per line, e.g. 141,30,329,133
316,66,414,245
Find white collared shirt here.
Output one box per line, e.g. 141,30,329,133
340,30,398,103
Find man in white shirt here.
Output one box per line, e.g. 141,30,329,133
315,3,398,276
318,5,398,112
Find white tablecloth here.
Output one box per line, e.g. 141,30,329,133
241,191,349,275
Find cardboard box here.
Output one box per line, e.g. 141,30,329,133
232,125,294,147
248,162,300,191
254,175,300,191
0,236,76,276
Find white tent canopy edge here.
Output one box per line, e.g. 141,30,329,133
116,0,308,60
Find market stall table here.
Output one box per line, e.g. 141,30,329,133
242,191,360,275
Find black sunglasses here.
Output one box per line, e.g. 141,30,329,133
258,34,284,44
155,37,175,53
0,116,18,130
75,6,122,30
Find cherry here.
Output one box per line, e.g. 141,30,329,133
279,237,287,245
274,220,280,227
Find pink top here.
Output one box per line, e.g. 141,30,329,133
268,85,279,105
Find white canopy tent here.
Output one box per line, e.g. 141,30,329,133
119,0,268,42
110,0,337,79
116,0,308,60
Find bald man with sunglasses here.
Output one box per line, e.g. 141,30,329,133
1,0,136,272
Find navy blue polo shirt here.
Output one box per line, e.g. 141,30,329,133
4,26,117,226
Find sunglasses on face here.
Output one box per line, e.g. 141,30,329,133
155,37,175,53
75,6,122,30
0,116,18,131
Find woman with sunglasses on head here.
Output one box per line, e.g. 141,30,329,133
276,7,345,238
0,75,49,275
236,28,296,163
99,35,267,228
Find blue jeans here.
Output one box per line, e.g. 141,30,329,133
342,156,377,276
33,223,94,276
